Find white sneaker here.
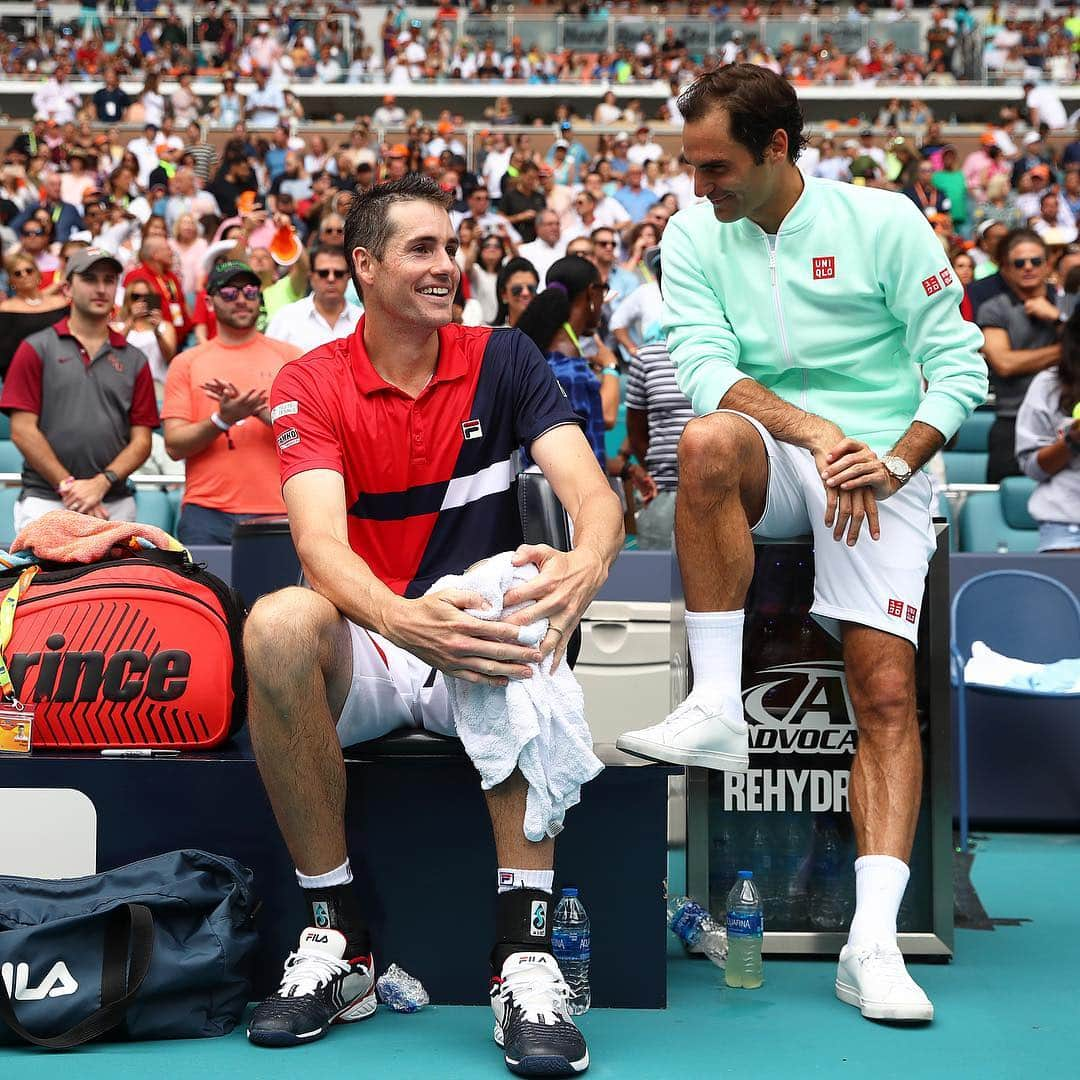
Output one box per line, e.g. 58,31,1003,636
616,700,749,771
835,944,934,1022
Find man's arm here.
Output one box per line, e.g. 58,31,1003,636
981,327,1060,378
284,469,542,687
626,406,649,465
502,422,624,667
8,412,71,490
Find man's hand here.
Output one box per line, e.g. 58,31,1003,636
1023,295,1060,323
382,590,542,687
201,379,269,423
627,463,657,505
61,475,110,515
501,545,606,671
806,424,882,545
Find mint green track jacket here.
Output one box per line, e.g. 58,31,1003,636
660,177,988,454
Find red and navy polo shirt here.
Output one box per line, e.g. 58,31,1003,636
270,319,582,598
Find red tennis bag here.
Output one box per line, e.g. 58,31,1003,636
0,551,247,750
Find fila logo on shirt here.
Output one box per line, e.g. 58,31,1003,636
812,256,835,281
461,419,483,441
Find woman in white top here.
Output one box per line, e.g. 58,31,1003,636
593,91,622,126
139,72,166,129
465,232,509,326
115,280,177,401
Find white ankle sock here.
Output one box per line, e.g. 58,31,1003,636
682,609,745,715
296,859,353,890
846,855,910,951
497,868,554,894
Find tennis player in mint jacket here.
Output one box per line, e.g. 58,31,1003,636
618,66,987,1024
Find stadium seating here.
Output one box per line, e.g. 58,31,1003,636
0,439,23,475
942,410,994,485
958,476,1040,553
134,487,178,534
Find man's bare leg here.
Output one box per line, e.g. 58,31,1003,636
835,624,933,1022
618,413,768,768
245,586,355,876
244,587,379,1047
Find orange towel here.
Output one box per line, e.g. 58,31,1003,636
11,510,183,564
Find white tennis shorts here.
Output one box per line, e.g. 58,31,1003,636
724,410,937,647
335,623,455,748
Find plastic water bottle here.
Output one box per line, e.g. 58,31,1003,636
725,871,764,989
552,888,591,1015
667,896,727,967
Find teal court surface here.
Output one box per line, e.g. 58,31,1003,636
2,833,1075,1079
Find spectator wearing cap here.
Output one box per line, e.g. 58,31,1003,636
609,131,632,177
11,172,83,246
1017,163,1055,222
163,261,303,545
499,161,547,244
548,141,577,187
1,248,157,531
627,126,664,167
518,209,568,289
372,93,406,127
265,245,360,353
614,163,659,221
382,144,411,183
123,236,192,341
92,67,130,124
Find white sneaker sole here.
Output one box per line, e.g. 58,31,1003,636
495,1022,590,1075
616,734,749,772
334,986,378,1024
835,978,934,1022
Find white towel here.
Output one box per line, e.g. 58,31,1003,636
428,551,604,841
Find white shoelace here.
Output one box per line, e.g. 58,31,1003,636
857,947,917,988
276,948,353,998
503,961,571,1023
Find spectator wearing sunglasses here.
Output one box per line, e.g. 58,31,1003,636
976,229,1077,481
16,218,61,286
490,256,539,328
0,252,69,378
162,261,302,545
10,171,84,245
265,246,361,353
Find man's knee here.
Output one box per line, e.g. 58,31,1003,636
244,586,342,681
848,662,915,732
678,413,761,489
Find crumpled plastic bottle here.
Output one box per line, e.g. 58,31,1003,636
375,964,430,1013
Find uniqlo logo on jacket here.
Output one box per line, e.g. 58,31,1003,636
812,256,835,280
922,275,942,297
887,598,904,618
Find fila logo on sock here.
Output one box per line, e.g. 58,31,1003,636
530,900,548,936
312,901,331,929
499,871,516,888
462,418,483,440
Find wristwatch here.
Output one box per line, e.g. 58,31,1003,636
880,454,913,488
102,468,120,486
1064,428,1080,454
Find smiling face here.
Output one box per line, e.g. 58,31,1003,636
682,106,789,226
353,199,459,330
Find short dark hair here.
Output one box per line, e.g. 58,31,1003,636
677,64,807,165
343,174,452,263
1000,227,1046,263
310,244,348,271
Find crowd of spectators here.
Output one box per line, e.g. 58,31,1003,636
2,46,1080,547
0,3,1077,93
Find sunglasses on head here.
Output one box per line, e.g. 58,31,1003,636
216,283,261,301
1012,256,1045,269
314,267,347,279
509,283,536,298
